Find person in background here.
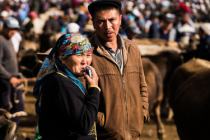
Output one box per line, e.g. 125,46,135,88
175,7,196,48
88,0,149,139
10,31,22,53
196,23,210,60
148,11,161,39
33,33,100,140
159,13,177,42
76,3,90,34
0,16,25,115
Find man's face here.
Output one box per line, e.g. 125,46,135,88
93,8,122,43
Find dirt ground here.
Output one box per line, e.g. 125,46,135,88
141,122,179,140
16,94,180,140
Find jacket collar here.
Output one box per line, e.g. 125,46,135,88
93,34,128,65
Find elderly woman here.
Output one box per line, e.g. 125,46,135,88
33,33,100,140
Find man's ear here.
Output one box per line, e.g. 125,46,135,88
92,19,96,30
119,14,122,26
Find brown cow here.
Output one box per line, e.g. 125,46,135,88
168,58,210,140
140,49,183,122
142,58,165,140
137,41,183,120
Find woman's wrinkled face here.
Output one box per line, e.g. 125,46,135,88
62,51,93,76
93,8,122,43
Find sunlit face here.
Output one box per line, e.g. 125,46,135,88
61,51,93,76
93,8,122,43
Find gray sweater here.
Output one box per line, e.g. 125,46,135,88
0,35,19,80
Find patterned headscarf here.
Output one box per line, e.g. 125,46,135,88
34,33,92,97
52,33,92,59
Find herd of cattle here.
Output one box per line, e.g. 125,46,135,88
135,39,210,140
18,38,210,140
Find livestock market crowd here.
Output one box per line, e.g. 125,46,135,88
0,0,210,140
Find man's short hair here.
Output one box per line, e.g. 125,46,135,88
88,0,122,17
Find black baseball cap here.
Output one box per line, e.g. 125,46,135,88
88,0,122,16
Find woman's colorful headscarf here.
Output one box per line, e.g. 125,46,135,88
34,33,93,98
53,33,92,59
38,33,92,78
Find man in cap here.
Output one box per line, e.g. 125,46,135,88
159,13,176,41
0,17,25,115
88,0,149,139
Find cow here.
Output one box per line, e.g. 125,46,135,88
142,58,165,140
144,50,183,120
168,58,210,140
138,42,183,120
17,49,42,94
18,49,42,78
